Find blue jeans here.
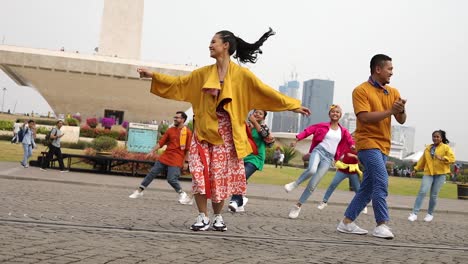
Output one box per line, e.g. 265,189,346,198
21,143,33,166
412,175,446,215
295,145,334,204
344,149,389,223
140,161,182,193
322,171,361,203
231,162,258,206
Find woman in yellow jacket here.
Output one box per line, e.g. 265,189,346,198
408,130,455,222
137,28,310,231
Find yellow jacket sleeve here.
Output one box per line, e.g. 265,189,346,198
150,70,202,103
244,69,301,111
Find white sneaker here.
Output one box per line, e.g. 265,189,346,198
242,197,249,207
178,192,193,205
190,213,210,231
317,202,328,210
372,224,394,239
337,221,368,235
212,215,227,231
235,197,248,213
362,207,368,214
288,205,301,219
228,201,238,213
39,168,47,171
284,182,298,193
408,213,418,222
60,170,69,173
423,214,433,222
129,190,143,199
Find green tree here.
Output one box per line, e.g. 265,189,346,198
282,145,297,165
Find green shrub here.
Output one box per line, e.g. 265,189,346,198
16,118,57,126
265,146,275,164
282,145,297,165
0,120,14,131
159,123,169,136
80,125,96,138
61,141,90,149
35,126,50,135
65,118,80,126
0,134,13,141
90,136,118,152
187,120,193,131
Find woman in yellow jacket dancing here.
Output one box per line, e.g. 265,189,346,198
408,130,455,222
137,28,310,231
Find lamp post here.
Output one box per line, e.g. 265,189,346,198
1,87,6,113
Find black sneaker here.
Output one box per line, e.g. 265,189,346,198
190,214,210,231
212,215,227,231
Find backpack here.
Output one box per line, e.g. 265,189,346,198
43,128,57,147
17,128,25,142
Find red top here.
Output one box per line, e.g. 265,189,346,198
338,149,359,174
158,126,192,167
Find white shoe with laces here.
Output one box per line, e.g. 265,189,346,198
235,197,249,213
178,191,193,205
423,214,434,222
317,202,328,210
190,213,210,231
408,213,418,222
284,182,298,193
228,201,238,213
288,205,301,219
212,215,227,231
337,221,368,235
129,190,143,199
372,224,394,239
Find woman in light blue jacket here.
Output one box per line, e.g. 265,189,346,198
21,120,36,168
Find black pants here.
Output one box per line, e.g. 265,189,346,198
42,145,65,170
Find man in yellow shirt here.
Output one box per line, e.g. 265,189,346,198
337,54,406,239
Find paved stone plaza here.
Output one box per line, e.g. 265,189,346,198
0,161,467,264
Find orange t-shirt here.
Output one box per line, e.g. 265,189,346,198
158,126,192,167
352,81,401,155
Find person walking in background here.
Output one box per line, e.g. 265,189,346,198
317,147,367,214
129,111,193,205
285,104,354,219
228,109,274,213
408,130,455,222
11,121,21,144
20,120,36,168
452,163,461,182
273,146,282,168
278,151,285,169
137,28,310,231
337,54,406,239
40,120,68,172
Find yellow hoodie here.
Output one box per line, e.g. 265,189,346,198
150,61,301,158
414,143,455,176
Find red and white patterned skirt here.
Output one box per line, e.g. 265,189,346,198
189,111,246,203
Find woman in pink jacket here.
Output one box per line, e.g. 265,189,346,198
285,105,355,218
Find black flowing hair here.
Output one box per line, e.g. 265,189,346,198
216,27,276,64
433,130,450,144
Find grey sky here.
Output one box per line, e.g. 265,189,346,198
0,0,467,160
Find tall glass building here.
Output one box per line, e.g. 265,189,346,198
299,79,334,132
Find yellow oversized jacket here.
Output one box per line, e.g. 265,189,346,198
414,143,455,176
150,61,301,158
